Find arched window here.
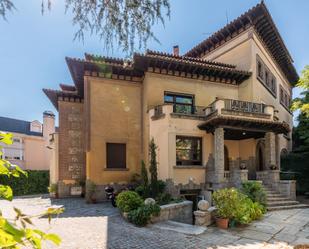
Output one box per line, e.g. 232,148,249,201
224,146,229,171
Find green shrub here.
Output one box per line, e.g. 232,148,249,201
128,204,160,226
116,191,143,213
281,152,309,194
241,181,267,207
213,188,265,225
0,170,49,196
155,192,172,205
212,188,241,219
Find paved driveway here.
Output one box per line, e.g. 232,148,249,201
1,196,309,249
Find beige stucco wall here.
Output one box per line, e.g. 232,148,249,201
24,136,47,170
202,28,293,152
85,77,142,185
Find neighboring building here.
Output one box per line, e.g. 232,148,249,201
0,111,55,170
44,2,298,201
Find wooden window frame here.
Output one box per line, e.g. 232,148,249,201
106,143,127,169
176,136,202,166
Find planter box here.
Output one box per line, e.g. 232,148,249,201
71,186,82,196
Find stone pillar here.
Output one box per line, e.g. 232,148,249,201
265,132,276,169
214,128,224,187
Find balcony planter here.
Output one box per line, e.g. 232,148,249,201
215,217,229,229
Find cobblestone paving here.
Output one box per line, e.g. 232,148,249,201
1,196,309,249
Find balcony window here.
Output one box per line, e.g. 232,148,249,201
176,136,202,166
106,143,126,169
280,85,291,110
164,92,194,114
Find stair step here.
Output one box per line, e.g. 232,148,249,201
267,197,291,201
267,200,299,207
267,204,309,211
266,194,286,198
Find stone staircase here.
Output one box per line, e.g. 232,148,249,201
263,185,309,211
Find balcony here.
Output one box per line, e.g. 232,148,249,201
151,98,276,121
205,98,275,120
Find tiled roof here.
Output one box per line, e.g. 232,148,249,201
0,116,43,137
185,1,298,84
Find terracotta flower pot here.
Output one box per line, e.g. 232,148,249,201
216,217,229,229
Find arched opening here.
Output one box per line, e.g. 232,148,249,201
256,140,265,172
224,146,229,171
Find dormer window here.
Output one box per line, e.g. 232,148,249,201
256,55,277,98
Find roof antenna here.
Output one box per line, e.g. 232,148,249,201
225,10,229,24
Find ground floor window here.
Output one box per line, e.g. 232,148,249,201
106,143,126,169
176,136,202,165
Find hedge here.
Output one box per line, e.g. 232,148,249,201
0,170,49,196
281,152,309,194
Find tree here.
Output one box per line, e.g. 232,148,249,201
291,65,309,117
0,0,171,54
0,132,63,248
291,65,309,151
140,160,148,189
149,138,158,197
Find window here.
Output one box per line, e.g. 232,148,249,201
257,61,263,80
271,76,276,93
164,92,194,114
13,138,20,143
176,136,202,166
265,69,270,87
279,85,291,110
256,55,277,97
106,143,126,169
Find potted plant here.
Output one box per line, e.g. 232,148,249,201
48,183,58,199
87,181,97,204
212,188,238,229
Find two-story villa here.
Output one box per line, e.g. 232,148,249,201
44,2,299,204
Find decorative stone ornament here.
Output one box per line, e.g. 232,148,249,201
197,200,210,211
240,162,247,170
144,198,156,205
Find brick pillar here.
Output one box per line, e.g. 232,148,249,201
214,127,224,186
265,132,276,169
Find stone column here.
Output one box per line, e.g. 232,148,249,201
265,132,276,169
214,127,224,188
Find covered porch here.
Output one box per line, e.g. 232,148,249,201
198,98,290,190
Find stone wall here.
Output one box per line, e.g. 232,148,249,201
58,101,85,197
151,201,193,224
278,180,296,200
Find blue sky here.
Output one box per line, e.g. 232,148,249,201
0,0,308,124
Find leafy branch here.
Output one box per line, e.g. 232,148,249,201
0,131,63,249
0,0,171,54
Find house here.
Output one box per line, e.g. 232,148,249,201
43,2,298,203
0,111,55,170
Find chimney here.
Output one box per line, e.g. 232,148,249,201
43,111,55,139
173,45,179,56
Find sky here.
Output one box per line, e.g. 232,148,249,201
0,0,308,125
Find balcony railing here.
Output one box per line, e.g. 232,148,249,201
172,104,206,116
224,99,264,114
